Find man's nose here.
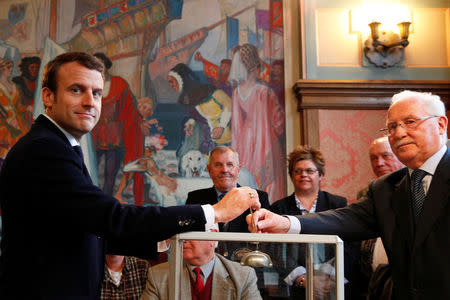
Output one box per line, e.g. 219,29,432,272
82,92,95,106
376,157,385,166
391,122,408,138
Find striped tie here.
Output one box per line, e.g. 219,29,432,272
411,169,427,222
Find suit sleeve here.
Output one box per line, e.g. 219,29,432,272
26,137,206,248
299,188,378,241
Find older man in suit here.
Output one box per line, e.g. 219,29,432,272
186,146,270,233
0,52,260,300
140,225,261,300
250,90,449,300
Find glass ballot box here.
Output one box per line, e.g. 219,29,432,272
167,232,345,300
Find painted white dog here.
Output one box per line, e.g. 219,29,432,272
123,156,212,206
180,150,208,177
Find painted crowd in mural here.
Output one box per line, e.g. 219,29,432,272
0,0,287,213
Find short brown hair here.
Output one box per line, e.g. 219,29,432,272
42,52,104,93
288,145,325,177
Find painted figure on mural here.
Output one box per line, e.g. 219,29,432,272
230,43,286,201
194,51,233,98
12,56,41,127
0,58,27,161
269,59,285,112
90,52,144,205
167,63,232,163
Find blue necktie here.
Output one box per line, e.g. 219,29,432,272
411,169,427,222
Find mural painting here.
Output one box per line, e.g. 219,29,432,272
0,0,287,219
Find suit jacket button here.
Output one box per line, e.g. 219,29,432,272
178,220,183,226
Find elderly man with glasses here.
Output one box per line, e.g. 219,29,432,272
249,90,450,300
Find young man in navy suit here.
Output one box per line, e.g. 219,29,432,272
0,52,260,299
250,91,449,300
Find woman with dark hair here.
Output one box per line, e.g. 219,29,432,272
270,145,353,299
167,63,231,160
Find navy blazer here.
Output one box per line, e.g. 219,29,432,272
186,186,270,233
298,149,450,300
0,115,207,299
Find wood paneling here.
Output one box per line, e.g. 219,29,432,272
294,80,450,110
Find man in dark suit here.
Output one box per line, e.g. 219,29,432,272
0,52,260,300
250,90,449,299
186,145,270,234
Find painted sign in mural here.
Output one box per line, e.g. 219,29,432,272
0,0,286,211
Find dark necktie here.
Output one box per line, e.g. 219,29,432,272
73,145,92,183
411,169,427,222
73,145,84,161
194,267,204,292
218,193,225,201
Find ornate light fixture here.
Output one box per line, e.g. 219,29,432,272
364,21,411,68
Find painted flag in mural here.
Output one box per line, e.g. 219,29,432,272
202,60,219,80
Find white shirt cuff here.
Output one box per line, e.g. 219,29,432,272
201,204,216,231
286,215,301,234
157,240,169,252
283,266,306,286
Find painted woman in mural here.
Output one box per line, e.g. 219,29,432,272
230,43,286,201
167,63,232,161
90,53,144,205
0,58,27,160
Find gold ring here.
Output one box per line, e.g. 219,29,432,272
249,193,255,198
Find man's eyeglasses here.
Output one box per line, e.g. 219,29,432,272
294,168,318,175
380,115,439,136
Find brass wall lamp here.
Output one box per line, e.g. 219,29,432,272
364,21,411,68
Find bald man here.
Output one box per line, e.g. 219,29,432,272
357,136,404,199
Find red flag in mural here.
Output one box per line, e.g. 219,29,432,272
202,60,219,80
271,0,283,29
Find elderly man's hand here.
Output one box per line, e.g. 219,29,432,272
246,208,290,233
212,187,260,223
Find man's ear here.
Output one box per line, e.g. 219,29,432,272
438,115,448,136
42,87,54,110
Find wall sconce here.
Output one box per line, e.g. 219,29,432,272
364,21,411,68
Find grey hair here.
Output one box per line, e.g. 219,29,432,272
207,146,239,166
391,90,446,116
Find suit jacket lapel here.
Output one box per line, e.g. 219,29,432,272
207,186,219,205
414,150,450,249
315,191,327,212
36,115,93,183
391,174,415,250
211,255,234,298
181,264,192,299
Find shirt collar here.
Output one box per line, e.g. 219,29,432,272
408,145,447,175
294,193,317,213
188,256,215,281
43,114,80,147
214,186,237,199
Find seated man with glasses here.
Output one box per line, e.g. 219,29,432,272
269,146,357,299
251,90,450,299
